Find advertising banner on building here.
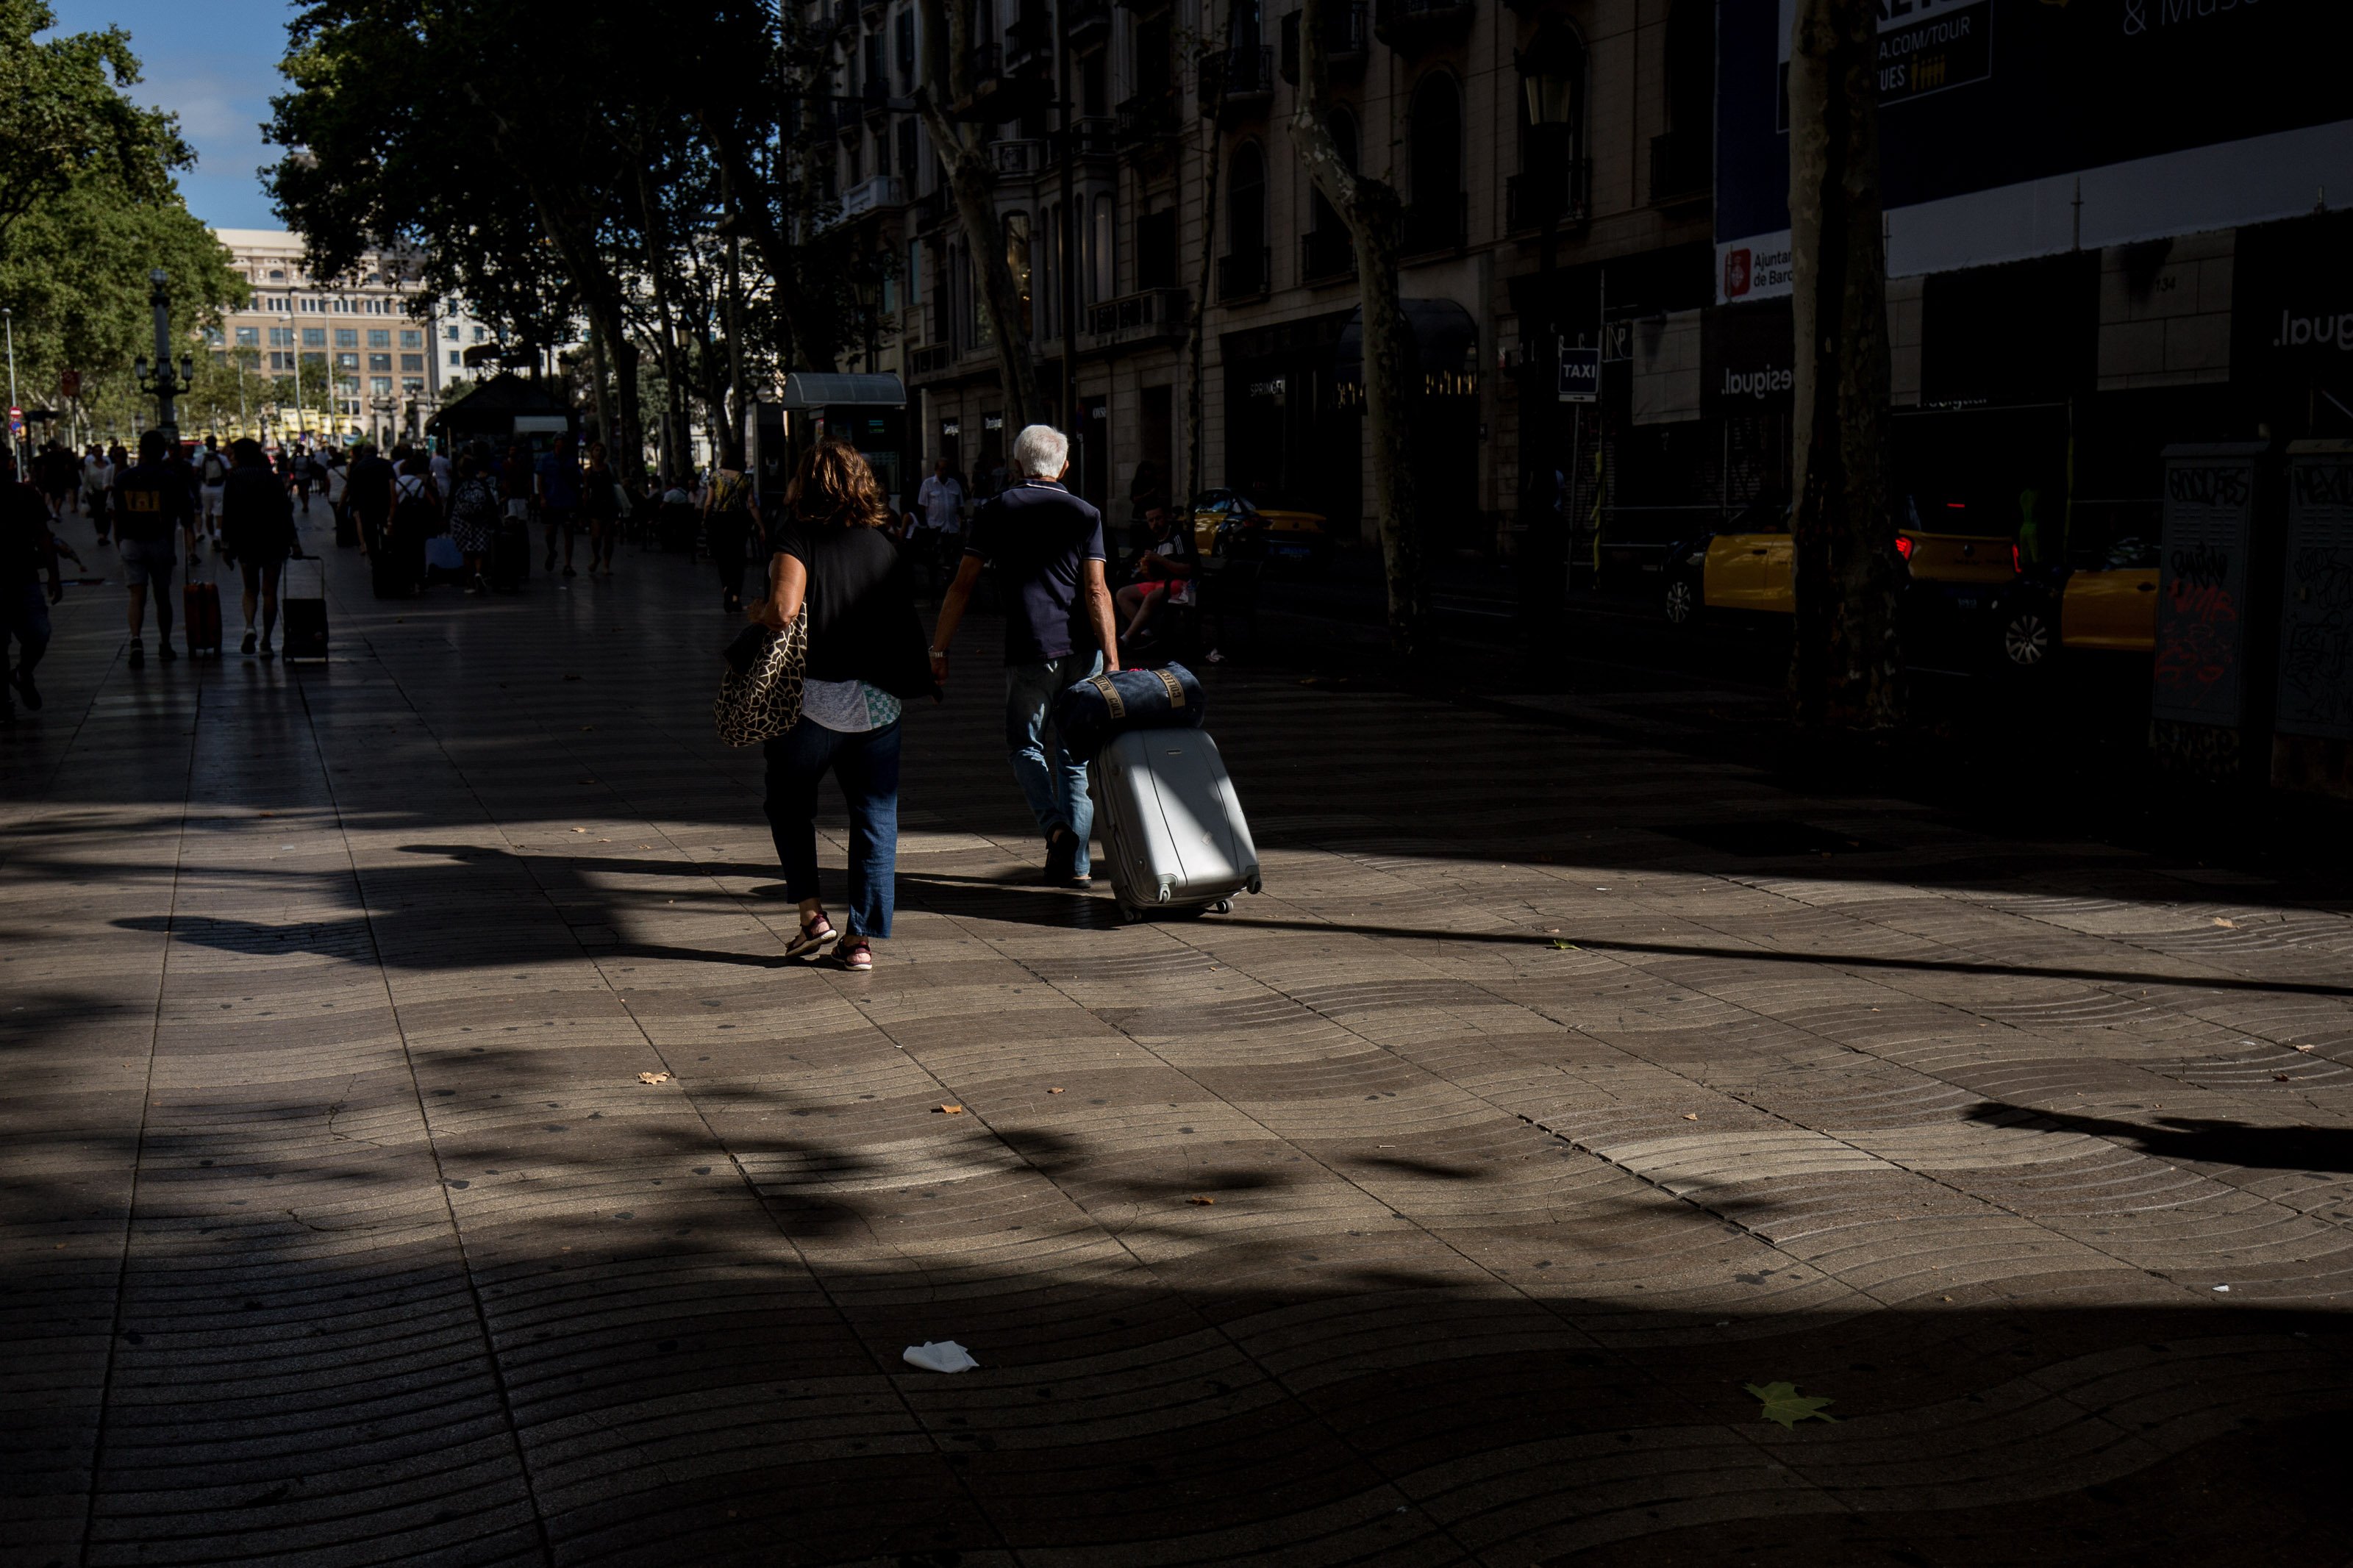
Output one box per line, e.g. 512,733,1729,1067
1716,0,2353,305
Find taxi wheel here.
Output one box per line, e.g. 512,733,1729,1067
1999,606,2053,670
1663,578,1697,626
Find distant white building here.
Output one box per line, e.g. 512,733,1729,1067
213,228,446,446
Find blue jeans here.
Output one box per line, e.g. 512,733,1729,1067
763,718,901,939
1005,651,1102,875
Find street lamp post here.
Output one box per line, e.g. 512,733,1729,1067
3,307,19,466
132,269,195,445
282,299,307,444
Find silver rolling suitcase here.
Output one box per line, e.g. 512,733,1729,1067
1090,728,1262,921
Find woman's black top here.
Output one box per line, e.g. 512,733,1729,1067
776,520,936,699
221,465,296,559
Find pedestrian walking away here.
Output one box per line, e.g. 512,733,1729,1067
0,448,64,726
752,439,936,972
446,450,500,593
580,440,622,577
80,445,110,535
536,433,582,577
346,443,395,560
702,446,760,612
113,430,194,667
929,423,1122,887
196,436,231,546
220,439,298,659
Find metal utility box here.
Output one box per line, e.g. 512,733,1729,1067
2271,440,2353,798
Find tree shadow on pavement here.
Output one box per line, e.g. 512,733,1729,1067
1965,1099,2353,1175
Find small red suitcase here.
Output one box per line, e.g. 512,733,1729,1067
182,579,223,656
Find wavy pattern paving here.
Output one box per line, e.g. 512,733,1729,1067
3,539,2351,1567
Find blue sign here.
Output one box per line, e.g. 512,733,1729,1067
1557,346,1599,404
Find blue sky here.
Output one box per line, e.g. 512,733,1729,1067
51,0,297,230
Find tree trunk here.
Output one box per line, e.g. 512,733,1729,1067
1787,0,1899,729
916,0,1044,430
1289,0,1426,655
1185,15,1229,507
586,326,614,448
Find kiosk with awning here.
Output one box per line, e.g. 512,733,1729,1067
425,373,577,452
746,372,909,514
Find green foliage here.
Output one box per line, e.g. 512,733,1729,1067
0,0,190,244
0,0,246,439
1746,1381,1838,1428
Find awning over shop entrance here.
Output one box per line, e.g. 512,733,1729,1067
1334,299,1479,393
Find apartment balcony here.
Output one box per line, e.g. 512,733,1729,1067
836,174,906,223
1505,157,1591,232
1278,3,1368,85
1649,130,1711,203
1215,246,1270,302
1399,193,1467,257
1063,115,1121,161
1066,0,1113,48
908,343,957,377
1085,286,1190,346
1004,11,1054,73
1299,226,1356,284
1199,44,1275,119
990,137,1048,179
957,43,1049,121
1115,92,1180,151
1372,0,1474,48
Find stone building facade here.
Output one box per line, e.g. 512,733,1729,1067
829,0,1712,558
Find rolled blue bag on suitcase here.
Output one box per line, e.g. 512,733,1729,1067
1052,662,1207,761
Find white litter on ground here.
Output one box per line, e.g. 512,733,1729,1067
902,1340,979,1373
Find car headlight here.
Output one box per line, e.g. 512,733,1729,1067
1684,551,1705,567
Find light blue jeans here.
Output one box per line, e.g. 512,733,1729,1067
1005,650,1102,875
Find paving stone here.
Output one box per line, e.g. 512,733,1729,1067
2,537,2349,1563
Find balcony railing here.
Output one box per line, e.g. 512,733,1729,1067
909,343,956,377
1279,3,1368,85
1115,92,1179,148
1199,43,1274,116
1399,193,1467,255
990,137,1047,177
1004,11,1053,70
836,174,906,222
1505,158,1592,231
1373,0,1475,45
1215,246,1270,301
1066,0,1113,46
1649,130,1710,201
1299,226,1355,284
1065,115,1120,160
1085,286,1190,344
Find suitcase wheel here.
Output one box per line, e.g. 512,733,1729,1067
1209,899,1234,914
1118,904,1146,924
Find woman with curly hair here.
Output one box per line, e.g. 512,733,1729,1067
751,440,935,971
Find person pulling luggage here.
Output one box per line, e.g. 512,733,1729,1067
220,440,299,658
928,423,1121,888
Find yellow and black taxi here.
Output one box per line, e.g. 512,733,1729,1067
1661,496,2029,656
1190,489,1335,567
1996,534,2159,670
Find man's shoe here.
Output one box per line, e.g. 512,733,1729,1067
159,641,178,663
126,638,144,669
257,640,274,662
240,629,257,655
12,668,40,711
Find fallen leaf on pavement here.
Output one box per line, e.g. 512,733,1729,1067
571,828,588,834
1746,1381,1837,1428
637,1071,671,1084
1551,939,1580,951
1047,1087,1065,1094
2213,917,2238,928
2296,1045,2314,1053
1683,1113,1699,1121
935,1104,964,1114
1188,1195,1215,1205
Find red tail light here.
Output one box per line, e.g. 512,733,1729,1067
1893,535,1914,562
2011,543,2023,574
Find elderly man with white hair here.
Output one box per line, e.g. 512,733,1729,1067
929,422,1121,887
